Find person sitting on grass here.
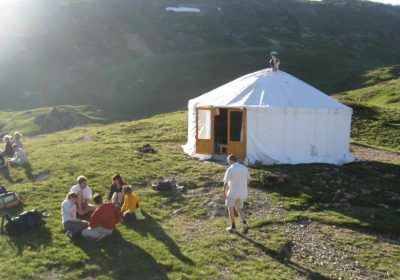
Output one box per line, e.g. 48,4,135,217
1,135,14,158
61,192,89,238
120,185,145,222
0,154,6,169
7,144,28,167
70,175,95,216
81,193,122,242
108,173,125,208
11,131,24,150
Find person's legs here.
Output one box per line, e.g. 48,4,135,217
225,196,237,233
80,203,95,216
234,199,248,234
82,227,103,240
76,191,84,215
64,220,89,237
97,227,113,236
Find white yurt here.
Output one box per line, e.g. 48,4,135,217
182,68,355,165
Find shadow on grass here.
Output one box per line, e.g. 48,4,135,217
252,161,400,235
123,210,194,266
5,225,53,256
0,167,13,183
235,232,332,280
0,162,35,182
72,229,168,279
22,163,34,181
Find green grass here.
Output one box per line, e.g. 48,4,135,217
0,111,399,279
333,65,400,153
0,105,106,136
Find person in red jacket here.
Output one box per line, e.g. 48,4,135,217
81,193,122,241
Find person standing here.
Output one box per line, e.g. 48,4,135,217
223,154,251,234
61,192,89,238
70,175,95,216
81,193,122,242
269,51,280,72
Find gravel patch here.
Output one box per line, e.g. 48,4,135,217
351,145,400,162
285,220,381,280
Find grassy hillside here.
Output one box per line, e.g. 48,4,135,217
1,0,400,119
0,111,398,279
0,105,106,136
333,65,400,153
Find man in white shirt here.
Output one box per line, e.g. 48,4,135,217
70,175,95,216
223,154,251,234
61,192,88,238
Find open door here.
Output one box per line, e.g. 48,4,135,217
196,108,214,155
227,108,246,159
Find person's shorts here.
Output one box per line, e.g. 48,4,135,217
225,197,245,208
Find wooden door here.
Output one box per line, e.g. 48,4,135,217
227,108,246,159
196,108,214,154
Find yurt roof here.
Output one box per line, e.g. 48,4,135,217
189,69,351,110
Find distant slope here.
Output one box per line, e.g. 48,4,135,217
0,105,106,136
333,65,400,153
1,0,400,119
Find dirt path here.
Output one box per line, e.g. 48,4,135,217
351,144,400,162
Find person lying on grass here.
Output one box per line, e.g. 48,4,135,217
120,185,145,222
7,144,28,168
81,193,122,242
108,173,125,208
70,175,95,216
61,192,89,238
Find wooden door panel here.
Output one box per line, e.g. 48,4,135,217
196,108,214,154
227,109,246,159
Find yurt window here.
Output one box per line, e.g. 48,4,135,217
230,111,243,142
197,109,212,139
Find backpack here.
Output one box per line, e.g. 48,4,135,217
0,192,22,209
1,210,46,237
151,178,176,192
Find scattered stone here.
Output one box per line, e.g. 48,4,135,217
138,144,157,154
260,172,286,185
360,188,372,195
144,158,159,163
343,193,355,200
379,203,390,209
382,174,397,179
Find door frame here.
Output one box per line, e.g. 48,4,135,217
227,108,247,159
195,107,214,155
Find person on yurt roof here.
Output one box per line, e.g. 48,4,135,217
269,51,280,71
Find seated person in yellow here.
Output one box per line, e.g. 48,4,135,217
120,185,145,221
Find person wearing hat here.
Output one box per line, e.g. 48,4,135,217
269,51,280,72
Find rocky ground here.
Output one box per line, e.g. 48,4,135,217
351,144,400,163
171,174,399,280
